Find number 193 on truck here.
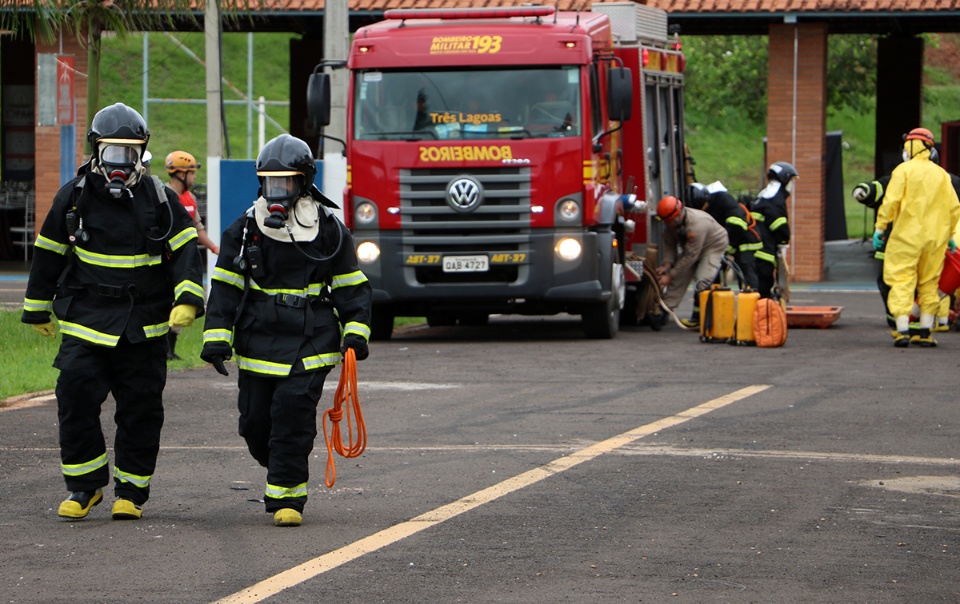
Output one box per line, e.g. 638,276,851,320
308,2,688,339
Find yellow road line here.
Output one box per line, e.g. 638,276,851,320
212,384,770,604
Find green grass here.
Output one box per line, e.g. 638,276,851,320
0,310,207,402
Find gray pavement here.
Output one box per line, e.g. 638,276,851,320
6,241,960,603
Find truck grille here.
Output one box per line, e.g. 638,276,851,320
400,167,531,284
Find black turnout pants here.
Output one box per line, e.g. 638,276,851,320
237,368,331,513
55,336,167,505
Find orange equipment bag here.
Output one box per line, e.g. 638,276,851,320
753,297,788,347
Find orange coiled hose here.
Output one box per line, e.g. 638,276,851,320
322,348,367,488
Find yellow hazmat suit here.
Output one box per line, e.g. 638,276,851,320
876,140,960,333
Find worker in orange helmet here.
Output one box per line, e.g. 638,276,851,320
655,195,730,328
874,127,960,347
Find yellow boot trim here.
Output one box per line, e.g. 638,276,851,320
111,499,143,520
273,508,302,527
58,489,103,520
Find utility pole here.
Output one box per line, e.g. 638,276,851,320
205,0,223,278
323,0,349,222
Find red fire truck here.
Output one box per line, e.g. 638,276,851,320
308,2,687,339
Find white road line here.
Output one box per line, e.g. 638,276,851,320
211,384,770,604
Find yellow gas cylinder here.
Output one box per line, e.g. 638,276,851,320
735,291,761,345
698,287,735,342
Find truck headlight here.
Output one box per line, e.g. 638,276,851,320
557,199,580,222
356,241,380,264
355,202,377,226
555,237,581,261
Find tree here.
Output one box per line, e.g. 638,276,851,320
684,34,877,127
0,1,255,150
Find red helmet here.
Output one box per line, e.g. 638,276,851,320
657,196,683,222
904,127,935,147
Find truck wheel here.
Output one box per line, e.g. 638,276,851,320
371,308,394,341
582,256,624,339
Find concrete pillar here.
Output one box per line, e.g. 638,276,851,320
766,23,828,282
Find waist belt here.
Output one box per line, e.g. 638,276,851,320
272,292,334,309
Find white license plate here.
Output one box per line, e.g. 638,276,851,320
442,255,489,273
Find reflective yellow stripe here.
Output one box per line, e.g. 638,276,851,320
60,321,120,346
874,180,884,198
175,279,205,300
75,247,162,268
23,297,53,313
725,216,748,229
265,482,308,499
344,321,371,339
770,217,787,231
203,328,233,345
114,467,151,488
332,270,368,289
62,452,108,477
751,212,765,222
168,226,198,252
302,352,342,371
143,321,169,338
212,266,245,289
740,242,763,252
725,245,736,254
235,354,292,376
755,251,777,265
36,234,69,255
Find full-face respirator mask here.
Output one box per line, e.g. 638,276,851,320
260,175,302,229
97,143,143,199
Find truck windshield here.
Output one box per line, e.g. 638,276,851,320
353,67,581,141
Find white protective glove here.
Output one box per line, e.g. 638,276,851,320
852,184,869,202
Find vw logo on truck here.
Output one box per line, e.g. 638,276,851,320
446,177,483,212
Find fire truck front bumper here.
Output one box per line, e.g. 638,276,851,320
353,229,617,315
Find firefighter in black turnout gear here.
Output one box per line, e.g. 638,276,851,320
751,161,797,299
201,134,373,528
21,103,205,521
687,181,761,291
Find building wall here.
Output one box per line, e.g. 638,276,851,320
766,23,827,282
34,36,89,233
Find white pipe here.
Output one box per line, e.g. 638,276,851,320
258,96,266,152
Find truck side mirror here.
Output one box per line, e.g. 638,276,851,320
307,68,332,129
607,67,632,122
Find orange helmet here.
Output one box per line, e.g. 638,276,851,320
657,196,683,222
904,127,935,147
165,150,201,174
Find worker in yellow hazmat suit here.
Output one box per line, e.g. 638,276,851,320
875,127,960,347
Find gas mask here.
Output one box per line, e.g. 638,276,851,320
97,144,143,198
260,175,301,229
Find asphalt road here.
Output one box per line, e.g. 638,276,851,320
2,285,959,603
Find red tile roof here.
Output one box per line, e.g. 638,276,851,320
256,0,960,13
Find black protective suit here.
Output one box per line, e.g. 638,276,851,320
201,198,373,515
21,170,205,505
751,183,791,299
693,188,761,291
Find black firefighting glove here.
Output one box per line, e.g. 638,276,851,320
340,334,369,361
200,341,233,376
